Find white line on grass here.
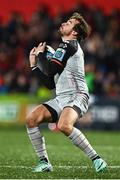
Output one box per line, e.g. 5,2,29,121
94,146,120,150
0,165,32,169
57,165,120,169
0,165,120,169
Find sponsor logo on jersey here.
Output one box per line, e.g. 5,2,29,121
53,48,66,61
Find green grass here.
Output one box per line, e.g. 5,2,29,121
0,126,120,179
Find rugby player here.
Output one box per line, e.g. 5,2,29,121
26,12,107,172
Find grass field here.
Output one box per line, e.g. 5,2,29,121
0,126,120,179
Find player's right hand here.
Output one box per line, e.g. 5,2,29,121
35,42,46,56
29,47,37,67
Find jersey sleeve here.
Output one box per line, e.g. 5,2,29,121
31,66,55,89
37,41,77,77
51,42,77,67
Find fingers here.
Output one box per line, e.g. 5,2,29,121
33,47,36,51
38,42,46,47
30,47,36,54
43,42,46,47
38,42,43,47
30,42,46,56
35,42,46,53
31,42,46,51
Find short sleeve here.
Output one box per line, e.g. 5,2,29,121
52,41,77,67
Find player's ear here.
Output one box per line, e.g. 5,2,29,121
72,30,78,36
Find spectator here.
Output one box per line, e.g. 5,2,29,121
0,5,119,97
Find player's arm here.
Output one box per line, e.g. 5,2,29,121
31,66,55,89
30,42,62,76
37,41,77,76
29,46,55,89
30,41,77,89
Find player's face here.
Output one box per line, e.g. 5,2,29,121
59,18,79,36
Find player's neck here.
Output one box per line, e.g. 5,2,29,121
62,36,77,41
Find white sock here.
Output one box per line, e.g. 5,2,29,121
27,126,49,161
68,127,98,160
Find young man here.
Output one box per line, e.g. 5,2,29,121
26,12,107,172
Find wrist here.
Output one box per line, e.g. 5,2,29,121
30,51,43,57
30,53,36,56
30,65,37,68
30,65,37,71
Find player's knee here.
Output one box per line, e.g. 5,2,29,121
26,109,45,128
26,112,43,128
57,122,72,136
26,113,36,128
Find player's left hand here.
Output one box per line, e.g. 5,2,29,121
35,42,46,56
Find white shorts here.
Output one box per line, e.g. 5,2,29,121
43,94,89,122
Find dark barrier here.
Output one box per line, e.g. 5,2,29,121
0,94,120,130
77,96,120,130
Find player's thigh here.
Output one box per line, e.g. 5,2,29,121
58,107,78,128
43,98,62,123
26,104,53,125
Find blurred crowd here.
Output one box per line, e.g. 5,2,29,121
0,3,120,97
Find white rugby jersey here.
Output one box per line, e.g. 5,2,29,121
32,39,89,113
52,40,89,98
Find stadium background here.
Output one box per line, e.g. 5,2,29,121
0,0,119,129
0,0,120,179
